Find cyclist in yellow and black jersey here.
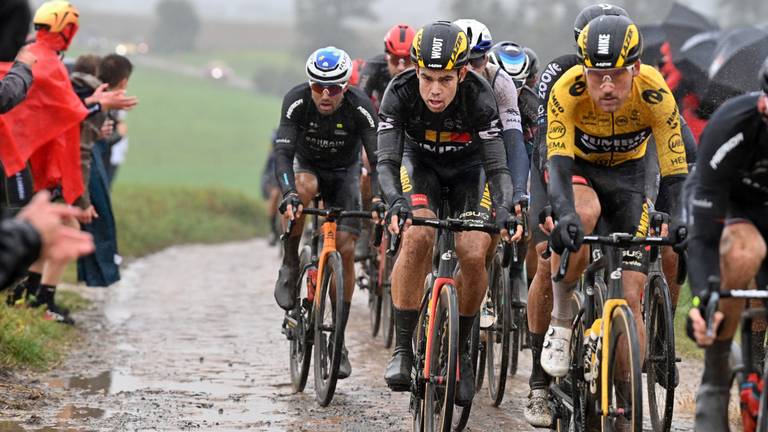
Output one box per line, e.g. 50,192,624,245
542,16,688,413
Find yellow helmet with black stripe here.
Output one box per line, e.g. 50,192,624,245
410,21,469,71
578,15,643,69
33,1,79,33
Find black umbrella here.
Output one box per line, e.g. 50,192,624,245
700,26,768,116
662,2,718,60
639,24,666,67
673,30,720,94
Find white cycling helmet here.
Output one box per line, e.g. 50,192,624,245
306,46,353,84
452,19,493,60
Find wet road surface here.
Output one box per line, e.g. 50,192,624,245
0,239,741,431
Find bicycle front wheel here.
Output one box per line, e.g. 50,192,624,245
453,315,481,431
424,283,459,432
486,259,510,406
313,251,345,406
644,275,675,431
289,246,315,393
602,304,643,432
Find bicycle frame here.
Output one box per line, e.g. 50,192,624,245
314,219,337,308
424,225,458,378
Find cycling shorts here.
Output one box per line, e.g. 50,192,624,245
399,149,491,224
293,158,362,236
0,162,34,217
574,158,650,273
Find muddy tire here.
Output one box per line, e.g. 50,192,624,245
289,246,315,393
313,251,345,406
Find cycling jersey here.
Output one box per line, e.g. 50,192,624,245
274,83,379,196
0,61,31,114
358,54,390,108
687,93,768,297
546,64,688,177
377,68,515,213
518,85,542,157
478,62,528,200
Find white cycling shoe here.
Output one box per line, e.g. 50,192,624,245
541,324,572,378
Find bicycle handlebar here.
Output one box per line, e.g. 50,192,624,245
281,208,377,241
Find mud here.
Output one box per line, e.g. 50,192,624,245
0,239,742,431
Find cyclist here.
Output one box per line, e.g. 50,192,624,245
522,4,630,425
359,23,416,108
260,130,280,245
378,21,520,407
685,58,768,432
273,46,381,380
543,15,688,426
453,20,528,207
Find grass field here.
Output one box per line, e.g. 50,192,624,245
169,49,302,79
115,65,282,197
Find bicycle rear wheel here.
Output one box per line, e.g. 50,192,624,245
368,250,383,337
289,246,315,393
313,251,345,406
486,258,510,406
602,304,643,432
453,315,480,431
509,268,525,376
424,283,459,432
644,275,675,432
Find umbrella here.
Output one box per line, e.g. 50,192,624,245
673,30,720,95
700,26,768,116
639,24,666,67
661,2,718,60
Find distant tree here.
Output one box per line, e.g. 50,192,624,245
293,0,378,57
152,0,201,53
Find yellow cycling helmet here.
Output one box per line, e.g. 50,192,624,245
578,15,642,69
34,1,79,33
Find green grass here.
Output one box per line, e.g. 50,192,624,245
168,49,302,79
116,66,281,197
0,305,79,370
675,283,704,360
112,184,267,257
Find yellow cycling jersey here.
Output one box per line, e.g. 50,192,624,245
546,64,688,177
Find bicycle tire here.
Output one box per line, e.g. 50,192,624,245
412,284,433,432
289,246,315,393
313,251,345,406
453,315,481,431
365,249,383,337
757,367,768,432
487,259,510,406
644,275,675,432
424,283,459,432
509,269,525,377
381,252,395,348
602,304,643,432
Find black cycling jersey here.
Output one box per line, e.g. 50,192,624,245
376,68,515,212
687,93,768,296
518,85,543,159
358,54,391,108
274,83,379,196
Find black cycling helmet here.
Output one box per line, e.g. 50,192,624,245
578,15,643,69
411,21,470,71
760,56,768,94
573,3,629,41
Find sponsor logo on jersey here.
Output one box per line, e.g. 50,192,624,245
356,106,376,128
710,132,744,170
668,134,684,154
411,193,428,207
286,99,304,119
548,120,567,139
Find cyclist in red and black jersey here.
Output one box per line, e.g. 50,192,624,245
358,24,415,109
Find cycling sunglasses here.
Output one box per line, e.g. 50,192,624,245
583,65,635,86
387,54,412,67
309,81,347,96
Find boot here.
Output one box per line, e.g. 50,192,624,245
385,308,418,391
274,236,301,310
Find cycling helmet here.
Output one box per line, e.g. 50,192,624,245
306,46,353,84
488,42,530,88
453,19,493,59
33,1,79,33
384,24,416,57
578,15,643,69
524,46,539,78
760,56,768,94
411,21,469,70
573,3,629,41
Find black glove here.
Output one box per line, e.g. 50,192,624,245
550,212,583,254
495,205,515,233
670,221,688,254
278,191,301,215
538,205,553,226
372,199,387,220
385,198,412,225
